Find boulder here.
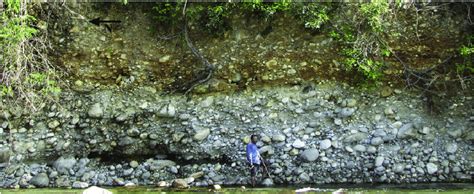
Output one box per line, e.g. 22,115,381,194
300,148,319,162
157,181,169,187
446,144,458,154
339,108,355,117
54,157,77,175
193,128,210,141
83,186,112,194
213,184,222,190
88,103,103,118
272,134,286,142
397,123,415,139
426,163,438,174
261,178,274,186
370,137,384,146
72,181,89,189
30,173,49,187
343,132,368,143
172,179,188,189
320,139,332,150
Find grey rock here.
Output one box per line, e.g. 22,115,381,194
54,157,77,175
353,145,366,152
334,118,342,125
375,156,384,167
343,132,368,143
292,139,306,148
299,173,311,182
397,123,415,139
300,148,319,162
446,144,458,154
272,134,286,142
148,159,176,171
130,160,139,168
261,178,274,186
393,164,404,173
193,128,210,141
88,103,103,118
426,163,438,174
339,108,355,117
384,107,394,115
320,139,332,150
55,176,70,187
48,120,60,129
200,96,214,108
157,104,176,118
169,166,178,174
172,179,188,188
370,137,384,146
447,129,462,138
30,173,49,187
346,99,357,107
72,181,89,189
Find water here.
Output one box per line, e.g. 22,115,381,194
0,183,473,194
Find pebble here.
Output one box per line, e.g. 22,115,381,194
353,145,366,152
300,148,319,162
370,137,384,146
193,128,210,141
88,103,103,118
446,144,457,154
130,160,139,168
72,181,89,189
159,55,171,63
292,139,306,149
426,163,438,174
375,156,384,167
320,139,332,150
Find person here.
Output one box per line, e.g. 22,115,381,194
246,134,261,187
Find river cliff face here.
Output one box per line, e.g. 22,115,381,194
0,2,473,189
0,82,472,188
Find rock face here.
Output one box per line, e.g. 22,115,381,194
30,173,49,187
0,83,472,188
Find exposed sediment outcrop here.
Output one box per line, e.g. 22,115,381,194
0,82,472,188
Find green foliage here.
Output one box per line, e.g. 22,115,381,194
152,3,183,26
294,3,330,29
0,0,60,107
456,35,474,74
26,72,61,96
329,2,395,80
241,0,292,17
359,1,389,32
0,0,37,44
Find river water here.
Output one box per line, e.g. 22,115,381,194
0,183,473,194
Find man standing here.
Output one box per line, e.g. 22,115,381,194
246,134,261,187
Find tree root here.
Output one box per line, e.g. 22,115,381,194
171,1,215,96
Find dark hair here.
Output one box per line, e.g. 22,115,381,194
251,134,259,139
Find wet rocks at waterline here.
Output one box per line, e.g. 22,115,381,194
0,83,472,188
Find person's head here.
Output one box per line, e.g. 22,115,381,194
251,134,259,144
